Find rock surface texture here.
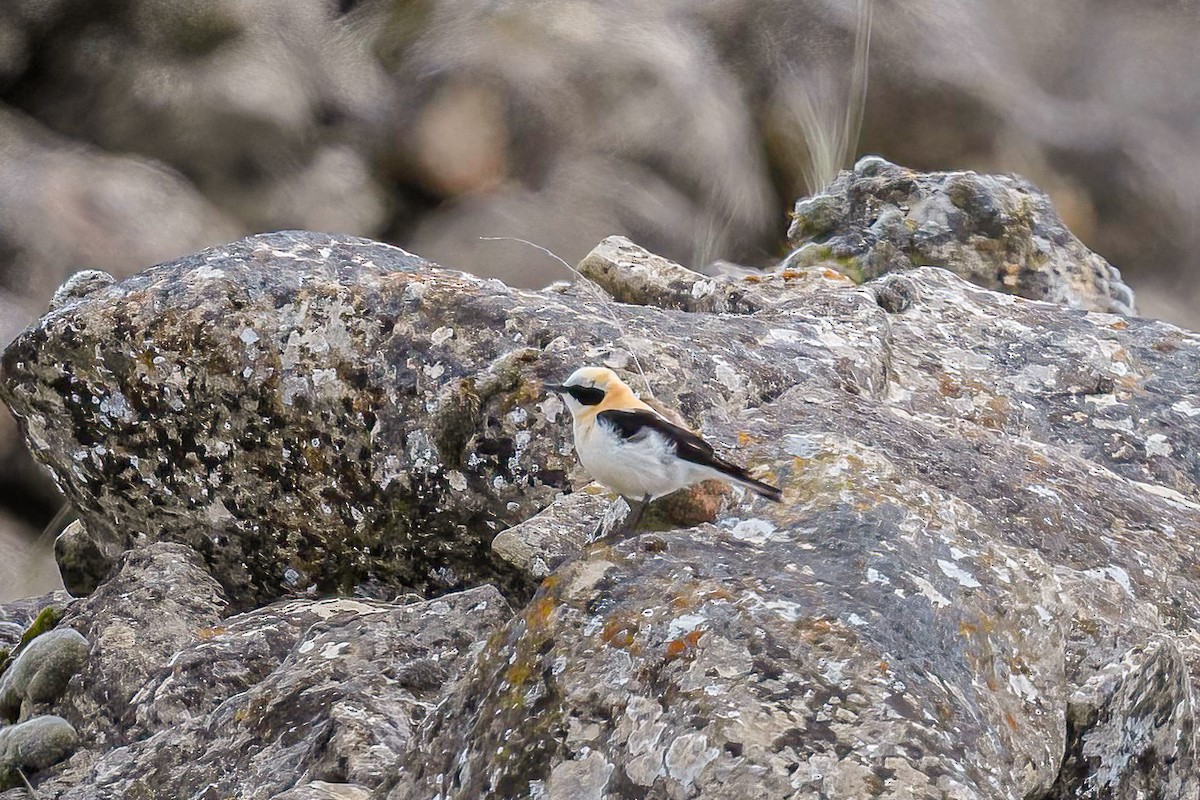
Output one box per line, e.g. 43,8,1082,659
787,158,1136,315
1,212,1199,797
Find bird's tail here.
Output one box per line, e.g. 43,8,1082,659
714,461,783,503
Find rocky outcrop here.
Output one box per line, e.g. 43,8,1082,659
2,219,1199,796
4,0,1200,603
787,157,1135,314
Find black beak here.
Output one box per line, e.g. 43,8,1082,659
543,383,568,394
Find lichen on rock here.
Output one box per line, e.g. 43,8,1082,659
1,183,1198,796
787,156,1137,315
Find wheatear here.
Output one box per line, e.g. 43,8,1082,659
546,367,782,535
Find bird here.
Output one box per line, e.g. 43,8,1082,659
545,366,782,536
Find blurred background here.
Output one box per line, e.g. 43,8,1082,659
2,0,1199,599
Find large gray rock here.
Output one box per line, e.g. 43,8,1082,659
55,542,227,750
3,231,837,606
787,156,1136,315
42,586,508,799
4,224,1200,796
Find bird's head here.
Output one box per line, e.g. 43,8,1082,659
544,366,631,418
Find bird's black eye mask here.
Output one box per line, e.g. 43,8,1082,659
562,385,606,405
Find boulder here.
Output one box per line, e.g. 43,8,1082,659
787,157,1135,315
55,542,227,750
46,586,509,799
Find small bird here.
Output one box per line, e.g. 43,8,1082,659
545,367,782,535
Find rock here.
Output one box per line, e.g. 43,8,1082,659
271,783,374,800
400,248,1199,795
129,596,417,735
0,230,873,607
15,0,388,237
1050,636,1196,798
56,542,227,750
0,628,87,723
43,586,509,799
5,221,1200,795
0,714,78,789
492,487,614,580
47,271,116,314
53,519,121,597
786,157,1136,315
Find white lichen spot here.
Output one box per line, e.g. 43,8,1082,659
239,328,260,345
431,326,455,345
1085,565,1135,598
1026,484,1059,501
319,641,350,659
690,279,715,299
912,576,951,609
764,328,806,345
297,639,316,654
667,614,708,640
1093,416,1134,433
539,394,565,423
1145,433,1172,457
866,568,890,585
711,357,742,392
724,517,778,545
1171,399,1200,418
664,733,719,787
447,471,468,492
1007,671,1038,701
783,433,824,459
98,391,134,422
937,559,981,589
1034,605,1053,624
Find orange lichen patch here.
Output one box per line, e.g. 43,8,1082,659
526,596,558,630
1109,319,1129,330
196,626,227,640
601,618,639,649
742,274,763,284
702,587,733,603
959,621,977,637
737,432,752,446
878,661,889,673
1004,711,1019,730
938,377,963,398
975,395,1011,429
665,628,705,662
821,269,854,284
668,594,695,612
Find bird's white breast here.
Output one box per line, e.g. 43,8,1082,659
573,417,699,500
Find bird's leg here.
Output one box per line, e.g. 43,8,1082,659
616,494,650,538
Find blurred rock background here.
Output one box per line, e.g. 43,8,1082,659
1,0,1198,598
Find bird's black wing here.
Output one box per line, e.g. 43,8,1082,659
596,408,783,502
597,408,727,470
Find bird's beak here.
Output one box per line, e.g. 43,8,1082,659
543,384,568,395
